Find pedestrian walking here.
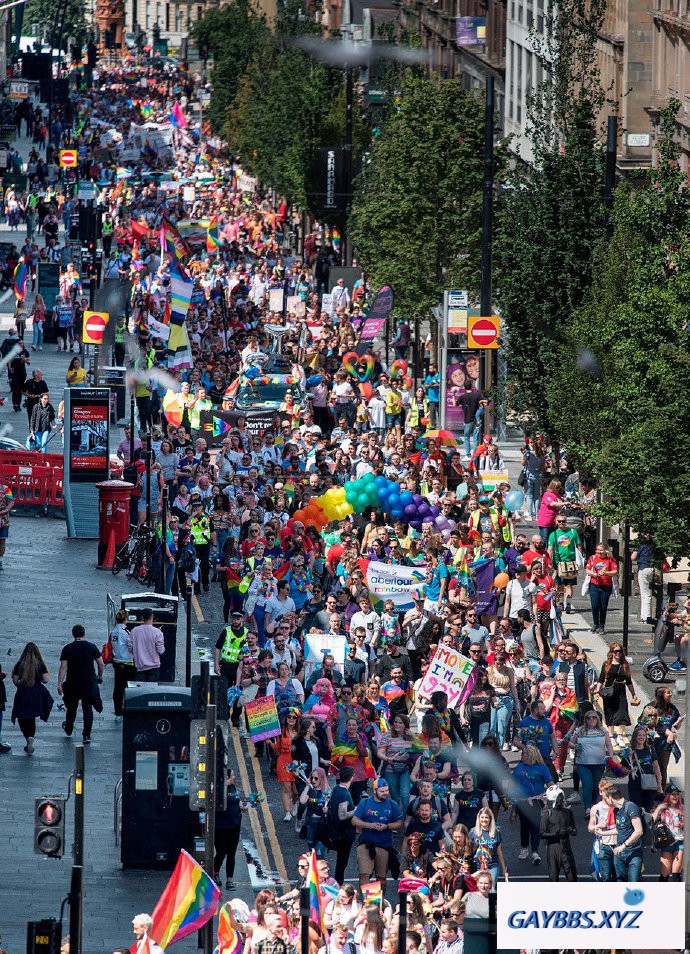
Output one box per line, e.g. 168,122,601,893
585,543,618,635
58,624,104,744
214,769,246,890
0,481,14,570
127,609,165,681
11,642,53,754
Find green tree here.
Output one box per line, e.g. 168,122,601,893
348,75,505,318
192,0,269,134
545,101,690,557
25,0,86,47
496,0,609,434
225,39,341,207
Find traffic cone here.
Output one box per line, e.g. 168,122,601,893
102,529,116,569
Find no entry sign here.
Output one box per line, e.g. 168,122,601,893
59,149,78,168
82,310,109,345
467,314,500,349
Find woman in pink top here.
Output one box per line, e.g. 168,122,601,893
537,479,567,544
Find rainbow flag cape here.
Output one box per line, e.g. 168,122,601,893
150,849,221,948
380,681,412,707
306,849,324,935
214,902,243,954
13,261,28,299
330,737,376,778
206,215,221,253
161,218,191,262
361,881,383,904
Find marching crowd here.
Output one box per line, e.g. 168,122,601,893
0,53,686,954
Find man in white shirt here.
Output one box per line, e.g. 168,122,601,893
331,277,350,309
348,595,381,646
264,581,296,634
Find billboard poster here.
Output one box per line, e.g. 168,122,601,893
445,348,481,429
69,390,110,481
456,16,486,46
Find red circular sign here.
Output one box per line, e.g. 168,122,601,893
60,150,77,167
84,313,107,344
471,318,499,347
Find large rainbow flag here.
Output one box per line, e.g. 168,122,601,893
306,849,324,935
13,261,28,299
150,850,221,948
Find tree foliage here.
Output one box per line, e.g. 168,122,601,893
349,76,506,318
546,101,690,557
496,0,609,433
192,0,269,134
25,0,87,47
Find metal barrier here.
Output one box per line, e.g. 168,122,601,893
0,450,64,512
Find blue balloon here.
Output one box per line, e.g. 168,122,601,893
245,366,259,380
374,475,388,489
391,507,405,520
306,374,323,387
504,490,525,512
400,490,414,506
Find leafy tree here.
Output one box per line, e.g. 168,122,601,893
348,75,506,318
546,101,690,557
192,0,269,134
25,0,86,47
496,0,609,434
225,39,341,207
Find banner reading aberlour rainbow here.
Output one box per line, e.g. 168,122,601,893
363,560,427,610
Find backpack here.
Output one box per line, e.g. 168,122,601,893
179,542,197,574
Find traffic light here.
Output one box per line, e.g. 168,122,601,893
189,720,228,811
34,797,66,858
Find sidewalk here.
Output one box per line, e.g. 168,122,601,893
498,430,686,782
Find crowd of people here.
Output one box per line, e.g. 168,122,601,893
0,54,685,954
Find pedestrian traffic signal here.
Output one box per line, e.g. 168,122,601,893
189,719,228,811
34,797,66,857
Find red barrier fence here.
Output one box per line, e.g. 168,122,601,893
0,451,64,512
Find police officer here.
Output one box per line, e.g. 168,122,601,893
102,212,114,256
190,499,213,593
214,609,249,699
114,311,126,366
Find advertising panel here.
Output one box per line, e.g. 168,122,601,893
69,389,110,482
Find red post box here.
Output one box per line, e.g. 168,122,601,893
96,479,134,568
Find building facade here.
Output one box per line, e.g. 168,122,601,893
649,0,690,172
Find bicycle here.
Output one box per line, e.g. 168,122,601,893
112,525,156,585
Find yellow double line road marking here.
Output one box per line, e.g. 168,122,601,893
230,725,289,887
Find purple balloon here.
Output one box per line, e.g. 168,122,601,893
404,504,417,518
409,519,423,530
422,515,435,525
429,505,440,518
434,515,446,529
412,494,423,505
441,529,451,542
417,502,430,518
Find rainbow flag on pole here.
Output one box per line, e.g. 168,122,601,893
161,218,191,262
361,881,383,904
13,261,28,299
206,215,221,253
150,850,221,948
306,849,324,935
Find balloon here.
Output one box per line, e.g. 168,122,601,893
341,351,360,379
342,351,375,382
332,487,346,503
359,382,373,401
362,473,376,486
493,572,510,590
390,359,408,380
356,493,370,512
457,482,468,499
429,506,440,518
400,490,414,507
403,375,413,390
391,507,404,520
417,503,430,518
412,494,423,505
441,529,451,542
409,520,423,530
404,504,417,518
245,366,259,380
306,374,323,387
434,515,446,529
422,515,435,525
504,490,525,512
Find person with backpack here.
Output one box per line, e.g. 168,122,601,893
328,765,357,884
603,784,645,881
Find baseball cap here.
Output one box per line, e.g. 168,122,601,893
478,495,490,503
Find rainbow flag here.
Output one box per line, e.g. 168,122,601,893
13,261,28,299
161,218,191,262
380,681,411,707
206,215,221,253
361,881,383,904
306,849,324,935
214,903,243,954
330,738,376,778
169,262,193,325
150,849,221,948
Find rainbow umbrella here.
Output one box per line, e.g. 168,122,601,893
422,429,460,448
